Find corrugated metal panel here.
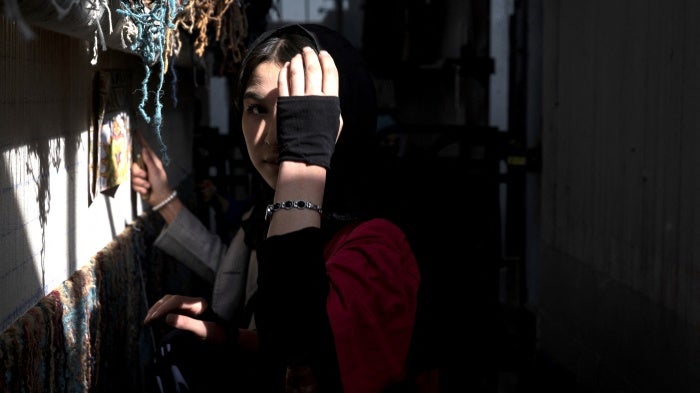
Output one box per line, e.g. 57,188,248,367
541,1,700,391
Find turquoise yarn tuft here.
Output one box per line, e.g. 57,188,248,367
117,0,185,166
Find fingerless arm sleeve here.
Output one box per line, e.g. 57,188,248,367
276,96,340,170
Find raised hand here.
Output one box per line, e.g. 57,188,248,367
274,47,343,172
278,47,343,140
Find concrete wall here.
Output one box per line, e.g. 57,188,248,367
0,16,195,332
540,1,700,391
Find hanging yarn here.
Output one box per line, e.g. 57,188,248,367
170,59,179,107
91,0,114,65
116,0,186,166
216,2,247,76
49,0,80,19
176,0,236,58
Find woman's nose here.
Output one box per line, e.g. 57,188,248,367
263,121,277,146
263,115,277,146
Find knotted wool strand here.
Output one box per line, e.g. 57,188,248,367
117,0,185,166
176,0,247,76
215,1,247,75
177,0,236,58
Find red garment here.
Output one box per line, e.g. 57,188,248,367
324,218,421,393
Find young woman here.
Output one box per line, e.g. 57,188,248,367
135,24,421,393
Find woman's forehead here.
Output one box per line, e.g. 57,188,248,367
245,62,282,96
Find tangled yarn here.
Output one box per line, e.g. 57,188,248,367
177,0,235,58
176,0,247,75
216,2,247,75
117,0,185,165
114,0,248,164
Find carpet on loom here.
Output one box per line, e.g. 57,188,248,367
0,210,207,392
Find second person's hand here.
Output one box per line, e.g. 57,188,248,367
130,138,174,208
144,294,229,345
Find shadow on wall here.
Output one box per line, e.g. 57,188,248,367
0,134,81,329
0,143,42,331
0,129,91,332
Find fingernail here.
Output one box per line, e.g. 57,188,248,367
165,314,176,325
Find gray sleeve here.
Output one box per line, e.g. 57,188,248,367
154,206,253,321
154,208,225,284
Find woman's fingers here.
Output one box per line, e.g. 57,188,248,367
302,47,322,95
285,48,338,97
278,61,290,97
289,53,305,96
317,50,342,139
318,50,339,96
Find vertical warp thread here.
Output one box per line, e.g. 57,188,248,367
90,212,165,391
88,0,114,65
2,0,36,39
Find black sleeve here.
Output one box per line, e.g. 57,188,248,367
255,227,329,366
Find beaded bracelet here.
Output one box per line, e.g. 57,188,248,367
265,200,323,221
152,190,178,212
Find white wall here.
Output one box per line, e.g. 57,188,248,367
0,17,194,332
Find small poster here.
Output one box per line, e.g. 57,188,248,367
89,70,133,205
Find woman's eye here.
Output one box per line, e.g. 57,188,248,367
246,104,264,115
